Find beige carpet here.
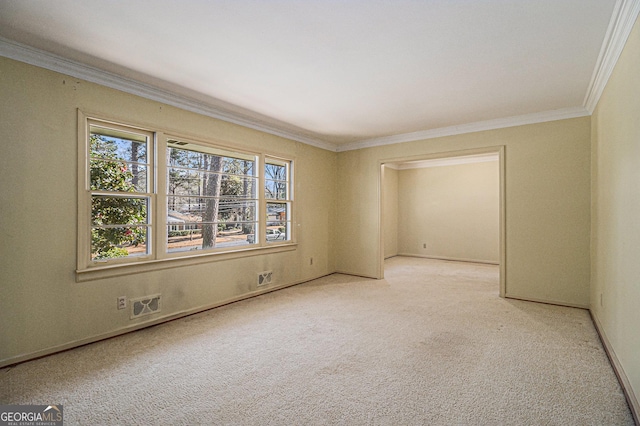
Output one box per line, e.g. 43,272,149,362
0,257,634,425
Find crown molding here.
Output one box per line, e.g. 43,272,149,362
583,0,640,113
0,37,338,152
337,106,590,152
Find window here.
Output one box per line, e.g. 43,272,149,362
166,140,258,252
265,158,292,243
87,122,153,261
78,116,294,273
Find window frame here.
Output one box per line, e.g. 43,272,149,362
162,136,261,257
77,111,296,281
78,117,157,269
264,156,293,245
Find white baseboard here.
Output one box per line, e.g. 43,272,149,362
397,253,499,265
504,294,589,310
590,310,640,425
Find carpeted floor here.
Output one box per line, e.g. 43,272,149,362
0,257,634,425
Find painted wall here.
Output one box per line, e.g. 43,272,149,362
590,14,640,415
0,49,598,366
336,118,591,307
0,58,337,366
382,166,399,258
397,160,499,263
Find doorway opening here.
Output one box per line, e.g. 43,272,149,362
379,146,505,297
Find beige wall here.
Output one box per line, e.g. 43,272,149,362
0,57,337,366
382,166,399,258
590,15,640,415
336,118,591,307
0,44,604,369
397,161,499,263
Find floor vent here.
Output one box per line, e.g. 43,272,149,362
257,271,273,286
130,294,161,319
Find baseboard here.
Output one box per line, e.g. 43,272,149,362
333,270,379,280
0,272,334,369
504,294,589,310
397,253,499,265
590,310,640,425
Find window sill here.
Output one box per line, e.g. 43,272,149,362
76,243,297,282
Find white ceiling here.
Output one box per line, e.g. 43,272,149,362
0,0,625,150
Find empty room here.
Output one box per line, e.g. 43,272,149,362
1,1,639,424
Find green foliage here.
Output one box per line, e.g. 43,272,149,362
220,174,244,199
94,247,130,259
90,135,146,259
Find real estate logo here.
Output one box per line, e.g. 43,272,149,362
0,405,63,426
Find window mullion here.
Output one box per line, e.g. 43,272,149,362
155,133,167,259
258,154,267,245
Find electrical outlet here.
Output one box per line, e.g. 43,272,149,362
423,243,427,249
117,296,127,310
310,257,313,266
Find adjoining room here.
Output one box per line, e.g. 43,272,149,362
383,151,501,288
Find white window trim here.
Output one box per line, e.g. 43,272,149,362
76,110,296,282
264,156,294,245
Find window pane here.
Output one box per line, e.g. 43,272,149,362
267,202,288,224
266,201,290,242
265,160,289,202
166,143,258,253
265,225,288,242
167,196,203,214
218,198,256,223
167,168,200,197
92,196,148,225
265,163,286,181
90,135,147,163
91,161,147,192
90,131,148,193
91,226,149,260
221,174,256,198
167,147,188,167
167,222,257,253
168,197,256,223
222,158,255,176
265,180,287,200
168,168,256,198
